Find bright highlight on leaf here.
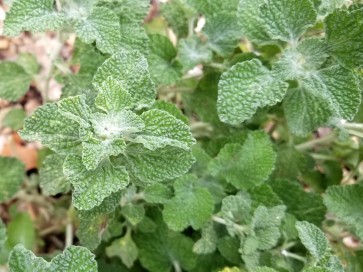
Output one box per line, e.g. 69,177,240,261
8,244,98,272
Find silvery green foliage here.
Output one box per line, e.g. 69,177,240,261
4,0,149,54
8,244,97,271
218,0,361,136
20,51,195,210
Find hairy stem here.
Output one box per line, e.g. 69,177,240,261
295,132,336,151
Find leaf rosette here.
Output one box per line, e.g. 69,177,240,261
20,51,195,210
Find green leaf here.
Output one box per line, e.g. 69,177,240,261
4,0,65,36
121,145,195,183
317,0,346,16
118,21,149,56
77,192,121,250
250,205,286,250
122,203,145,226
209,131,276,190
296,221,329,261
203,12,241,57
2,108,26,130
193,222,218,254
74,6,121,54
0,62,32,101
284,66,360,136
217,59,288,125
9,244,97,272
152,100,189,125
134,109,195,151
93,50,156,108
40,154,70,196
95,77,134,112
81,138,126,171
221,193,252,228
237,0,270,43
260,0,317,42
17,53,40,76
135,213,197,272
283,86,333,136
269,179,326,225
323,184,363,241
249,184,283,209
147,34,182,86
272,39,329,81
187,0,239,17
97,0,150,23
177,37,213,72
20,103,82,154
325,7,363,68
144,183,173,204
160,0,195,37
57,95,92,128
163,174,214,231
89,111,145,140
106,232,138,268
0,157,25,202
63,155,129,210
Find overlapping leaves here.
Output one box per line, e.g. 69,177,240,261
20,51,195,210
218,0,361,136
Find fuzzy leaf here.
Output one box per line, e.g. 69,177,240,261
106,233,138,268
209,131,276,189
134,109,195,151
250,205,286,250
284,66,360,135
260,0,317,42
193,222,218,254
203,12,241,57
64,155,129,210
20,103,82,154
93,50,155,108
74,6,121,54
40,154,70,196
4,0,65,36
163,174,214,231
121,146,195,183
9,244,97,272
95,77,134,112
152,101,189,125
217,59,288,125
122,204,145,226
0,157,24,202
81,138,126,171
135,214,197,272
77,193,121,250
0,62,32,101
237,0,270,43
147,34,182,85
144,183,173,204
272,39,329,81
323,185,363,240
58,95,91,128
269,180,326,225
296,221,329,261
325,7,363,68
177,37,213,72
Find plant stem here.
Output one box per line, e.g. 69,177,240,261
65,221,73,248
281,249,307,263
309,153,338,161
172,261,182,272
295,132,336,151
212,215,246,233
